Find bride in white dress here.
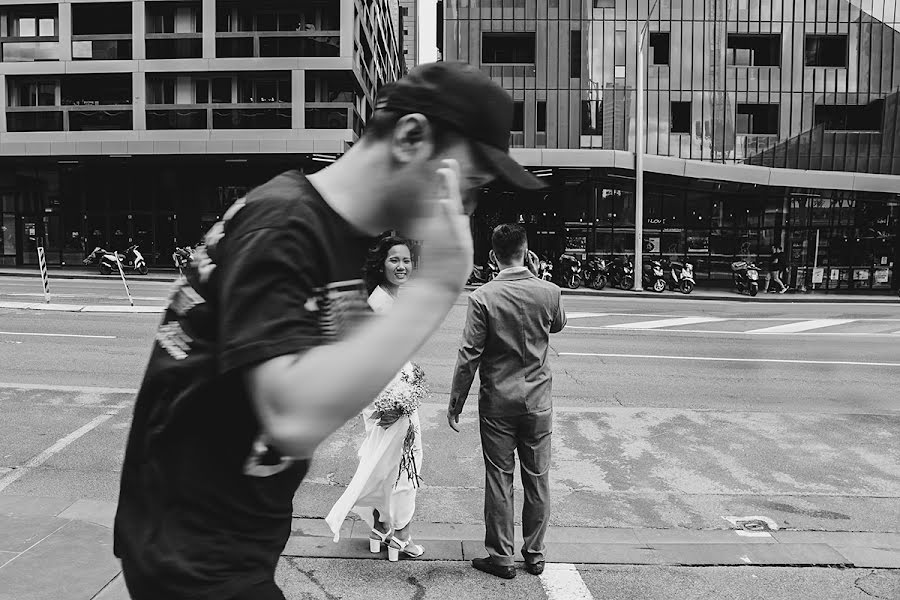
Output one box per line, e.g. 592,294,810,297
326,236,425,561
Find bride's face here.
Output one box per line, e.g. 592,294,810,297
384,244,412,287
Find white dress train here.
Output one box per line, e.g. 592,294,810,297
325,285,423,540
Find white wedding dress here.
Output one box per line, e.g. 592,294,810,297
325,285,423,541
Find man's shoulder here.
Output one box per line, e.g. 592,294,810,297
228,171,330,238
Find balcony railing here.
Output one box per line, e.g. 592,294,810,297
7,105,132,131
147,103,291,129
72,35,132,60
215,31,339,58
1,38,59,62
145,34,202,59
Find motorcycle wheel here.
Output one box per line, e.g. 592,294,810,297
680,280,695,294
621,275,635,290
749,283,759,297
592,275,607,290
567,275,583,289
99,264,112,275
138,264,149,275
652,278,666,293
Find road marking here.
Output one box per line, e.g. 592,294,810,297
0,382,137,394
745,319,857,334
567,312,607,319
559,352,900,368
565,326,900,338
0,331,116,339
608,316,725,329
0,404,127,492
538,563,594,600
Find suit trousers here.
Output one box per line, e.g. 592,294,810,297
478,408,552,566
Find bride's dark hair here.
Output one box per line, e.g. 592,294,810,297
365,234,412,295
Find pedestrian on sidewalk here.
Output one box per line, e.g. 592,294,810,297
765,245,789,293
448,223,566,580
325,235,427,562
113,62,544,600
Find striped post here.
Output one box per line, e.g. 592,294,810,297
114,252,134,307
37,246,50,303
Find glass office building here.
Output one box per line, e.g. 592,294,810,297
444,0,900,290
0,0,404,268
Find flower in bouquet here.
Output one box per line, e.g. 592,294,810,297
370,362,427,487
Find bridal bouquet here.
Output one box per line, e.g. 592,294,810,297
370,362,427,487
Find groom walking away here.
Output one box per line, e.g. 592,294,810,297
448,224,566,579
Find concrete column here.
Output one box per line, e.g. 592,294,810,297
293,70,305,129
132,1,145,60
132,72,146,130
0,76,7,133
202,0,216,58
340,0,354,57
58,3,72,61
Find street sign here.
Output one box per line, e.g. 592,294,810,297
812,267,824,284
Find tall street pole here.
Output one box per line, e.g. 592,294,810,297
634,26,646,290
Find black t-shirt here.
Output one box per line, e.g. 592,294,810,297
113,171,373,599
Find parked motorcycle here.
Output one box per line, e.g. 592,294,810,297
642,259,667,293
83,245,149,275
731,260,760,296
537,254,553,282
120,245,149,275
582,257,608,290
172,245,194,275
555,253,584,289
468,254,499,285
608,257,635,290
83,247,119,275
662,258,696,294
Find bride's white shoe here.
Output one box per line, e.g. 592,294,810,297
369,528,393,553
387,536,425,562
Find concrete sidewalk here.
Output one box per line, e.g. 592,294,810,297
1,496,898,600
0,300,163,314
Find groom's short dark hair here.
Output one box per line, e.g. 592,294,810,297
492,223,527,263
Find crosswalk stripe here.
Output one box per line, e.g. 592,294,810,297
746,319,856,334
539,563,594,600
608,316,725,329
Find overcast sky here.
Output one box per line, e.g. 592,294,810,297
418,0,438,64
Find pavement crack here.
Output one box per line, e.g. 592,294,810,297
289,559,340,600
407,575,427,600
854,571,897,599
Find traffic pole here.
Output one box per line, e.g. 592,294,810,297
115,253,134,307
37,246,50,303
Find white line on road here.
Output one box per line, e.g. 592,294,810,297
539,563,594,600
566,312,607,319
0,330,116,339
0,404,127,492
560,352,900,368
565,326,900,338
607,316,725,329
745,319,857,334
0,382,137,394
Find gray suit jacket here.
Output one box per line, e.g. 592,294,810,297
449,267,566,418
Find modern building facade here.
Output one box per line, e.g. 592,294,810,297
444,0,900,291
400,0,418,70
0,0,403,267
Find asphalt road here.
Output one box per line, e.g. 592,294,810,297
1,278,899,599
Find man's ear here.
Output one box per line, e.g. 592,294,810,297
391,113,435,166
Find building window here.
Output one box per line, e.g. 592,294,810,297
11,80,57,106
671,101,691,133
147,78,175,104
726,34,780,66
815,101,884,131
512,101,524,132
482,32,535,64
593,0,615,7
536,101,546,133
570,30,581,78
805,35,848,67
736,103,779,135
72,3,132,35
211,77,232,103
648,32,669,66
581,100,602,135
401,7,409,17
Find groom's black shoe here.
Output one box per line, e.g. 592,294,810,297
525,561,545,575
472,557,516,579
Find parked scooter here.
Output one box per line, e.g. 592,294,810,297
172,245,194,275
731,260,760,296
468,253,499,285
537,254,554,281
662,258,696,294
83,245,149,275
608,257,635,290
555,253,584,289
83,247,120,275
582,257,608,290
642,259,667,293
121,245,149,275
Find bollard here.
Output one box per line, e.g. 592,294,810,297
37,246,50,303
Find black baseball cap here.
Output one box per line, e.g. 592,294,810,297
373,61,546,190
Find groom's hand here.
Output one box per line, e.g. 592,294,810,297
447,409,460,433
